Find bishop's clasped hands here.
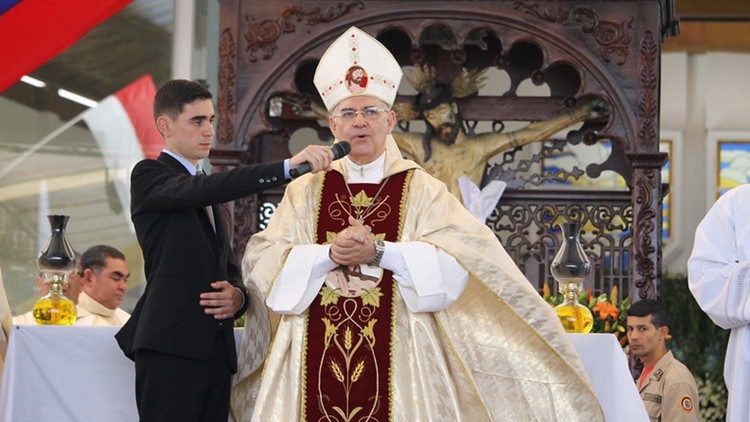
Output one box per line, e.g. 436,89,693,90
329,216,379,267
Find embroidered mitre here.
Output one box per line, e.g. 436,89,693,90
313,26,402,111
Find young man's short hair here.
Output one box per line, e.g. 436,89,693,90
153,79,212,120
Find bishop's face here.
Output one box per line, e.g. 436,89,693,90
328,96,396,165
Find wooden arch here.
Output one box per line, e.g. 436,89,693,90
216,0,678,301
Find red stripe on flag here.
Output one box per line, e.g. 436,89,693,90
114,75,162,159
0,0,132,92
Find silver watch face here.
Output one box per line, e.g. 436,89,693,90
371,239,385,266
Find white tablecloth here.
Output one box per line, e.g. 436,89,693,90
0,326,137,422
568,333,648,421
0,326,646,421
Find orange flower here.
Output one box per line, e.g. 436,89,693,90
593,301,619,320
586,287,593,303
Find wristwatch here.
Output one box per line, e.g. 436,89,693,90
370,239,385,267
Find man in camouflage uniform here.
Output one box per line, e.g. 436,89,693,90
627,299,700,421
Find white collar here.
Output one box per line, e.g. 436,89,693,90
162,149,200,175
344,153,385,183
78,291,115,317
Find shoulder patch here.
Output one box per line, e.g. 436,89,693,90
680,396,694,413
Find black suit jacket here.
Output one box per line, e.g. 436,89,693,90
115,152,286,372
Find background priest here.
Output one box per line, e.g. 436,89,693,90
75,244,131,326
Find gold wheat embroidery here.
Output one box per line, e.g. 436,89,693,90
351,360,365,382
330,360,345,383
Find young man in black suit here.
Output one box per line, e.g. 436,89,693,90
115,79,333,421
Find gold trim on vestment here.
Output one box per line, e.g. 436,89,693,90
299,319,309,420
387,169,413,420
299,173,329,421
397,170,413,246
313,172,326,242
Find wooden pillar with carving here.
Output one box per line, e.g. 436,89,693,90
627,7,675,301
628,153,668,300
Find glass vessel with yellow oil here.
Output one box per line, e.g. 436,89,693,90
33,215,77,325
550,221,593,333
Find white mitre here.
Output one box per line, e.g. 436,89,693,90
313,26,403,111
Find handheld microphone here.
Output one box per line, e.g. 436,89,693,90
289,141,351,178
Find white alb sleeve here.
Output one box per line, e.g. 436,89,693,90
380,241,468,312
266,244,337,314
688,190,750,329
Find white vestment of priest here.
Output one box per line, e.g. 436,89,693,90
689,183,750,422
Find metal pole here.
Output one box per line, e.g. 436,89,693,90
172,0,195,80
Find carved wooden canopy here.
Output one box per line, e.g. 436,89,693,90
216,0,678,301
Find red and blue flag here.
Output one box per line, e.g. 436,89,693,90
0,0,131,92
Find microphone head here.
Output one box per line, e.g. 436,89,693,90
332,141,351,159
